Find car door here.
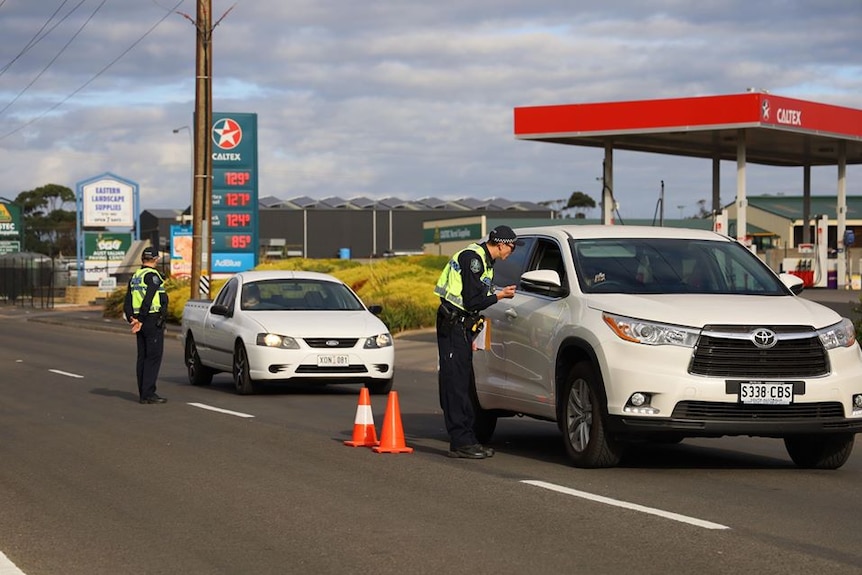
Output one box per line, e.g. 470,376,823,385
479,236,569,418
205,278,240,370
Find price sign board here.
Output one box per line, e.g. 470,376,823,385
211,113,258,273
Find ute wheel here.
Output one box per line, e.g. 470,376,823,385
185,335,213,386
561,361,624,468
784,434,855,469
366,378,393,395
233,343,258,395
469,369,497,444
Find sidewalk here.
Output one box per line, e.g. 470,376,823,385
0,303,133,334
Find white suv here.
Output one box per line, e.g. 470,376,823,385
471,225,862,469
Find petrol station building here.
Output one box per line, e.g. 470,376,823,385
514,92,862,287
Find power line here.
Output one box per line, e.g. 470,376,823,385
0,0,85,77
0,0,184,142
0,0,105,118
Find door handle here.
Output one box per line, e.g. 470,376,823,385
504,308,518,319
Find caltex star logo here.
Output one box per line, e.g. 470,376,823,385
212,118,243,150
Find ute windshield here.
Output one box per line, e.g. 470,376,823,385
572,238,789,296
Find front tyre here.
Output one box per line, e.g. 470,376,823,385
233,343,258,395
366,378,393,395
784,434,855,469
185,335,213,386
562,361,624,468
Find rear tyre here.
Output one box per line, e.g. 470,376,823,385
783,434,855,469
233,343,258,395
185,335,213,386
470,369,497,444
366,378,393,395
561,361,624,468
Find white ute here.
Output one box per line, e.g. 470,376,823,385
181,270,394,395
472,225,862,469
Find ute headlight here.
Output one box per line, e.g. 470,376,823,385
602,312,700,347
817,318,856,349
256,333,300,349
364,333,393,349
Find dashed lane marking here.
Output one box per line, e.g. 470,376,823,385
0,549,27,574
48,369,84,379
521,479,730,530
187,402,255,418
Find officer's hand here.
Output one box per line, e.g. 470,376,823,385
130,319,142,334
496,285,516,300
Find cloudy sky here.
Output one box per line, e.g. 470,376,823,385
1,0,860,219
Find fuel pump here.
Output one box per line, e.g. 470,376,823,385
813,214,829,288
844,228,855,288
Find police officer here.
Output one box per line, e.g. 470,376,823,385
124,246,169,404
434,225,522,458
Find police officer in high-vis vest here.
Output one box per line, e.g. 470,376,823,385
434,225,522,459
123,246,169,404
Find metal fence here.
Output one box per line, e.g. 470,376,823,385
0,253,67,309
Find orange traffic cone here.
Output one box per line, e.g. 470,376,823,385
373,391,413,454
344,387,379,447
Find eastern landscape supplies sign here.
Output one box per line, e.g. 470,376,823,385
83,232,132,282
80,176,136,227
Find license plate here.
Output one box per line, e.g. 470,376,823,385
738,381,794,405
317,354,349,367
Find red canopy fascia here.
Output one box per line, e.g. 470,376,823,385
514,93,862,167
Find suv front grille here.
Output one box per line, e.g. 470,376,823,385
672,401,845,420
690,325,828,378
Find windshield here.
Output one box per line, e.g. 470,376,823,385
572,238,788,295
240,279,365,311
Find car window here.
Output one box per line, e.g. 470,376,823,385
573,238,787,295
492,236,534,287
523,237,568,297
214,278,238,307
245,279,366,311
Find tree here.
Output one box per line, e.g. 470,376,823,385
15,184,77,255
539,190,597,219
566,191,596,219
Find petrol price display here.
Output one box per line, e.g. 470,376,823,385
212,232,253,252
210,113,259,273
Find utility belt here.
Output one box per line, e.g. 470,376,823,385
439,302,484,336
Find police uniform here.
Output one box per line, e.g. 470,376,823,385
434,226,522,458
123,247,168,404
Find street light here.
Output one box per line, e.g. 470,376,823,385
173,125,193,223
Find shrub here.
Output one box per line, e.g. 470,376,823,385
103,256,450,334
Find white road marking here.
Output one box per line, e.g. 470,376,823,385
48,369,84,379
187,403,255,418
0,550,27,574
521,479,730,530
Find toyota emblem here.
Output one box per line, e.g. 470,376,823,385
752,328,777,349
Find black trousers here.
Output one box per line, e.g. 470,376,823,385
436,306,477,449
136,314,165,400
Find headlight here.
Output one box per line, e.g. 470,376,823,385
256,333,300,349
602,312,700,347
817,318,857,349
364,333,393,349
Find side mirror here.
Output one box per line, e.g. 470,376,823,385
210,304,230,316
521,269,562,288
778,272,804,295
368,304,383,315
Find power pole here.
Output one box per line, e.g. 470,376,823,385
191,0,213,300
